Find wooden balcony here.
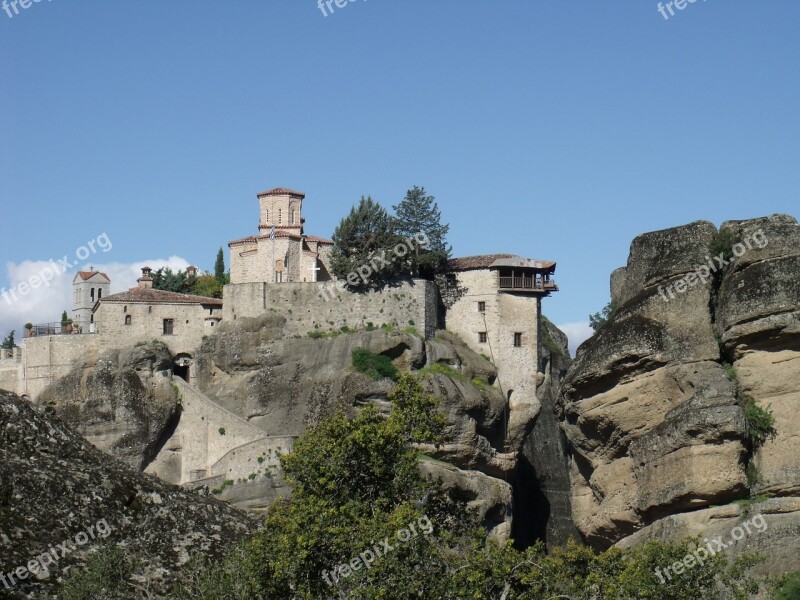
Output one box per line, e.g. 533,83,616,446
498,276,558,293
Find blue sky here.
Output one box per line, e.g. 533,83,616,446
2,1,799,353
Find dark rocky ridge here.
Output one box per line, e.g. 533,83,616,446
0,389,254,598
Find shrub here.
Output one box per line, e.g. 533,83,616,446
219,428,226,436
352,348,399,381
745,400,777,448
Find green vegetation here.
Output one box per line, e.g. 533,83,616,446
214,247,228,285
59,546,133,600
211,479,235,495
161,373,762,599
418,362,466,381
1,330,15,350
392,186,452,278
773,570,800,600
480,352,492,363
471,377,487,391
589,301,616,333
330,196,404,291
710,228,740,265
745,399,777,449
219,428,226,436
352,348,399,381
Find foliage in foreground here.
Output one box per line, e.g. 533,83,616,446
62,375,765,599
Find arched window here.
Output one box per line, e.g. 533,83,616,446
125,315,132,326
98,289,102,300
90,288,95,302
123,306,127,313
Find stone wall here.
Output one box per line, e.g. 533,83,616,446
443,269,542,447
144,377,276,485
0,348,23,395
223,279,438,339
94,301,220,356
21,335,104,400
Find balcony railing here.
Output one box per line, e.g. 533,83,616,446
25,321,97,337
498,277,558,292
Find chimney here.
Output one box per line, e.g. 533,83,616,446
138,266,153,289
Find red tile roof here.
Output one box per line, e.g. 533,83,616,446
256,187,305,198
303,235,334,245
447,254,516,271
76,271,110,281
447,254,556,271
100,287,223,306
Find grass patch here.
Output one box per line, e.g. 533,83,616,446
352,348,399,381
418,362,466,381
211,479,235,495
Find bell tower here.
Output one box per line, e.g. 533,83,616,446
257,187,305,236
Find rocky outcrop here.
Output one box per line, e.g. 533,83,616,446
37,341,180,471
517,318,580,548
559,214,800,576
0,389,253,598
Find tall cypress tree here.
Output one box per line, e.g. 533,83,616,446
214,248,226,285
392,186,451,278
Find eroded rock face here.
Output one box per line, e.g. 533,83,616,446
37,341,180,471
559,214,800,574
193,317,518,538
0,389,253,598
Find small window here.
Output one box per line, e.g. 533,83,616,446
97,289,102,300
148,306,152,313
479,332,487,344
514,332,522,347
124,315,132,326
478,301,486,313
123,306,127,313
278,208,282,224
265,209,269,221
291,208,295,224
163,319,174,335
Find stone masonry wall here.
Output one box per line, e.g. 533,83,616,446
223,279,437,339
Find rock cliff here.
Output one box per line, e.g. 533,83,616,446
558,214,800,576
0,389,253,598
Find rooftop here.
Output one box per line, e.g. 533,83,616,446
75,271,110,281
256,187,305,198
100,287,223,306
447,254,556,272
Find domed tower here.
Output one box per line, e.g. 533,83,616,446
257,187,305,236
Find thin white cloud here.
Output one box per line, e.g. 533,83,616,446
556,321,595,358
0,257,192,340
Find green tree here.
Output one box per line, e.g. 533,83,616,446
1,330,15,350
392,186,452,278
191,275,223,299
330,196,403,291
152,268,192,294
214,248,227,285
589,300,615,333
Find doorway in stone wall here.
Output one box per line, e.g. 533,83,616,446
174,354,192,384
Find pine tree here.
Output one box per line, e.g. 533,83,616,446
330,196,403,291
1,330,15,350
392,186,452,278
214,248,226,285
